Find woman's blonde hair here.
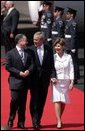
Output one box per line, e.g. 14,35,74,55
53,37,65,47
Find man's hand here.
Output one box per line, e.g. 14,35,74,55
20,70,30,78
20,71,25,77
10,33,14,38
24,70,30,77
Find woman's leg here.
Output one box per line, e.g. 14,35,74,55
61,102,65,117
54,102,65,128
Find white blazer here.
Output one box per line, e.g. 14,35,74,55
54,52,74,80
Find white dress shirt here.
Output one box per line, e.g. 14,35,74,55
37,44,44,65
3,7,14,21
16,46,24,64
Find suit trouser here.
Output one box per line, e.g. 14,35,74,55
9,89,28,123
30,80,49,124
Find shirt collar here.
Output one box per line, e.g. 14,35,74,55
56,16,60,20
16,45,23,52
66,18,73,22
7,7,14,15
37,44,44,50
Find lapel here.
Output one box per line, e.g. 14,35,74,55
34,46,41,65
3,8,14,22
24,50,28,65
34,45,47,66
66,19,73,28
15,48,22,62
55,53,67,62
42,45,47,65
15,48,25,66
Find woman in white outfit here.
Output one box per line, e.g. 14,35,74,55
51,38,74,128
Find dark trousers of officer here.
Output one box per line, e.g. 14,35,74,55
52,34,58,44
8,89,28,123
41,27,52,42
66,50,80,81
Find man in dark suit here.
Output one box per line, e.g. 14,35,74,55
5,34,34,129
1,1,7,24
28,32,56,129
1,1,20,53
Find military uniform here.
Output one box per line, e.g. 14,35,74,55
52,17,65,43
52,7,65,43
40,2,53,43
65,19,77,50
65,8,80,83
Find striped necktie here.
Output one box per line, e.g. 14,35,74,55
20,49,24,64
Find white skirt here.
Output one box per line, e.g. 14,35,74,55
52,80,70,103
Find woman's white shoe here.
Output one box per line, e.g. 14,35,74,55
57,122,62,128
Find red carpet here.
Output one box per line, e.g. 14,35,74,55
1,65,84,130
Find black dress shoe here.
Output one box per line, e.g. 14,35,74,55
17,122,25,129
39,124,42,128
8,120,13,128
33,123,40,129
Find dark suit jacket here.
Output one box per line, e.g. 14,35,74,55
1,8,19,34
28,44,56,88
6,48,34,90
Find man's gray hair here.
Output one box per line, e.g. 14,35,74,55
34,31,45,40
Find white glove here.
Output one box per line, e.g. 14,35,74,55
39,5,43,11
71,49,76,53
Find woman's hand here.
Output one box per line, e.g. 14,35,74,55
69,80,74,90
69,83,73,90
50,78,57,85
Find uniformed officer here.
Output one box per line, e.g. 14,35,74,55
35,2,46,26
40,2,53,44
65,7,80,84
52,6,65,43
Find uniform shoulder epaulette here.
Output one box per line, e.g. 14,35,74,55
58,20,63,25
72,21,77,26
